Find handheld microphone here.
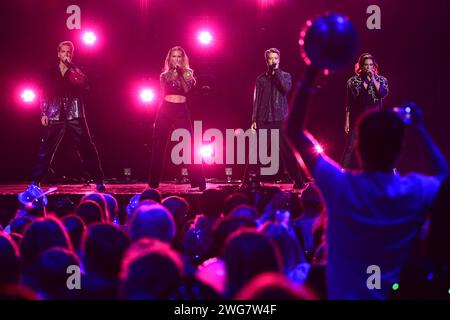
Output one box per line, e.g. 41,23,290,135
268,63,276,75
64,58,75,68
175,65,183,75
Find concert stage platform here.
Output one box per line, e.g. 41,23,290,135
0,181,305,227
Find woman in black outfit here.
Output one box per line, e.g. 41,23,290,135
149,46,205,190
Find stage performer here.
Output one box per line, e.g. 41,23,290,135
29,40,105,191
340,53,389,169
148,46,206,190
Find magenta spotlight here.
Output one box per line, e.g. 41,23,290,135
140,88,155,103
200,144,213,158
198,31,213,45
21,89,36,103
314,143,324,154
82,31,97,45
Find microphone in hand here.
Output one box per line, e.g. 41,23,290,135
64,58,76,69
175,65,183,76
268,63,277,75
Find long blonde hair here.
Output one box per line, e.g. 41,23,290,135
163,46,192,73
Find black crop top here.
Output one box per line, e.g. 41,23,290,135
160,69,195,96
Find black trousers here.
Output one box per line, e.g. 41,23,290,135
243,121,308,184
340,129,356,169
31,118,104,183
149,101,205,187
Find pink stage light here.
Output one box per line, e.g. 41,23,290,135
140,88,155,103
82,31,97,45
21,89,36,103
257,0,281,9
314,143,324,154
198,31,213,45
200,144,213,158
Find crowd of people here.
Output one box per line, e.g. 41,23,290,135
1,166,449,300
1,185,325,300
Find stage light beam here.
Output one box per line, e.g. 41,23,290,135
314,143,324,154
198,31,213,45
140,88,155,103
21,89,36,103
200,144,213,158
83,32,97,45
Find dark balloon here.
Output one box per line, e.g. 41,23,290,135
300,13,359,70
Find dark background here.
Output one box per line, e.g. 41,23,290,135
0,0,449,183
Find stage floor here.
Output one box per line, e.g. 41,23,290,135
0,181,306,226
0,181,303,196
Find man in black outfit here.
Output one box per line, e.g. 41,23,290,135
245,48,308,189
29,40,105,191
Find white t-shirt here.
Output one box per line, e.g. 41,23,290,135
313,155,441,300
